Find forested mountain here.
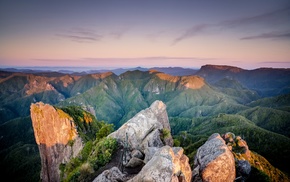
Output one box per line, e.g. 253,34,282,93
0,65,290,181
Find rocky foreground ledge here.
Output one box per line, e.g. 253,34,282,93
30,100,192,182
31,100,288,182
96,100,192,181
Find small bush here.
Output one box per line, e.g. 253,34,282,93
160,128,171,144
96,124,114,140
78,162,94,182
61,137,117,182
173,139,181,147
89,137,117,171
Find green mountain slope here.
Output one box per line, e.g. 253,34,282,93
0,68,289,181
0,72,114,125
173,114,290,175
248,93,290,112
213,78,260,104
196,65,290,97
0,117,40,181
239,106,290,137
59,71,249,128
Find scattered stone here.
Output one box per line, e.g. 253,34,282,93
131,149,144,159
236,160,251,182
93,167,125,182
125,157,144,168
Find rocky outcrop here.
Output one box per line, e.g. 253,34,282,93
30,102,83,182
192,133,236,182
108,100,173,152
128,146,192,182
192,132,290,182
94,100,191,182
222,132,290,182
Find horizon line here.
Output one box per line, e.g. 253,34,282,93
1,64,290,72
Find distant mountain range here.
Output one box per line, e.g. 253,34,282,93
0,64,290,181
0,66,198,76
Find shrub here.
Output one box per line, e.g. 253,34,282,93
96,124,114,140
61,137,117,182
173,139,181,147
89,137,117,171
78,162,94,182
160,128,171,144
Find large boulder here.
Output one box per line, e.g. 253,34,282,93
192,133,236,182
108,100,173,152
128,146,192,182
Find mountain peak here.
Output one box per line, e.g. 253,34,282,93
201,64,244,73
90,71,115,79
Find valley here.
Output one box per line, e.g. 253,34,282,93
0,65,290,181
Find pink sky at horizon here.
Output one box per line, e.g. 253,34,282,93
0,1,289,70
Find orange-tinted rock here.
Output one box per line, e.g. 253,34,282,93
192,133,236,182
31,102,83,182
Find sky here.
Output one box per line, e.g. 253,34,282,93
0,0,290,69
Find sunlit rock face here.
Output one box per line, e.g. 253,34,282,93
192,133,236,182
30,102,83,182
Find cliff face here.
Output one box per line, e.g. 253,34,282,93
30,102,83,182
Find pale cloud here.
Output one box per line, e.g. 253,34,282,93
172,6,290,45
55,28,103,43
172,24,211,45
240,30,290,40
110,27,131,39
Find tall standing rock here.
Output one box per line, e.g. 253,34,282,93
30,102,83,182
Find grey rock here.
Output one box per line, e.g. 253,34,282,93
131,149,144,159
125,157,144,168
93,167,125,182
144,147,159,163
236,160,251,182
140,129,164,151
128,146,192,182
192,133,236,182
108,100,173,153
